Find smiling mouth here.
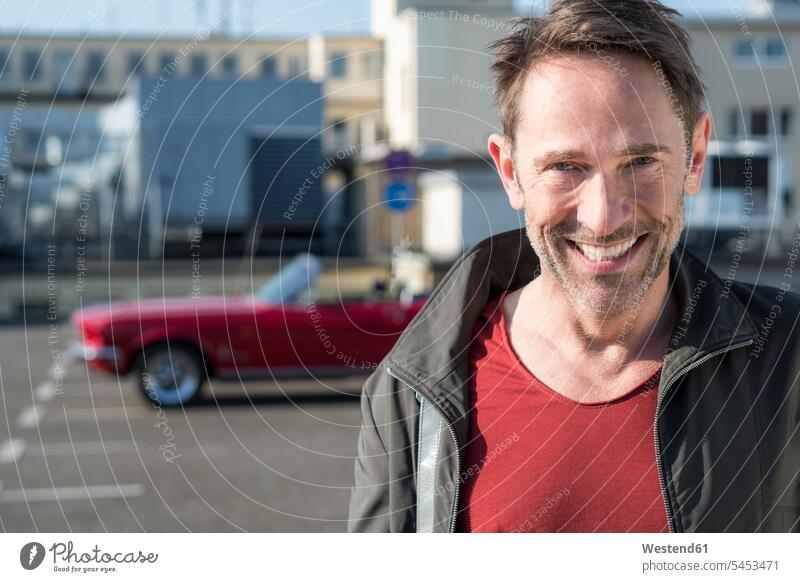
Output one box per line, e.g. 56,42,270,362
566,234,645,262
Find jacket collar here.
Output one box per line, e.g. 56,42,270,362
386,227,759,444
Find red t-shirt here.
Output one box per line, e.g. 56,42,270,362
455,291,669,533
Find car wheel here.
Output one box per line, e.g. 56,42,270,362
137,344,205,407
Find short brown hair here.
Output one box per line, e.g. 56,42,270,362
490,0,705,147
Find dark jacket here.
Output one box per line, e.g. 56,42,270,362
347,227,800,532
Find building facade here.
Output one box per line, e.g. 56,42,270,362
683,0,800,256
0,30,382,259
3,0,800,262
0,31,383,153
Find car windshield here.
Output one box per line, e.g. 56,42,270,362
253,253,322,305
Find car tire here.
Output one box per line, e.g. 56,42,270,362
136,344,205,407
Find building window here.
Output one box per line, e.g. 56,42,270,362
221,54,238,77
735,37,788,63
159,53,176,73
332,119,348,151
127,52,145,76
712,156,769,207
0,49,10,80
750,110,769,136
23,49,42,81
734,39,755,59
733,107,792,138
287,54,304,77
190,53,207,76
260,55,277,78
708,155,770,217
729,109,740,137
765,38,787,60
781,108,793,136
53,51,76,91
330,52,347,78
85,51,105,84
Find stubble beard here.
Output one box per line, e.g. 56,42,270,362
522,190,685,319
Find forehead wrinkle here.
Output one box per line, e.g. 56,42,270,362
518,54,675,145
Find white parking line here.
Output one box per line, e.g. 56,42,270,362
17,405,45,429
34,381,55,402
0,484,146,503
53,382,127,396
49,357,73,378
52,407,150,422
0,439,27,464
28,440,138,456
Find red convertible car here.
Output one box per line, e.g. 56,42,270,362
71,254,426,406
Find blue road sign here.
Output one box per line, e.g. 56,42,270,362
385,179,415,213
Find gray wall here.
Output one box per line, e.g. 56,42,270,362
136,76,324,232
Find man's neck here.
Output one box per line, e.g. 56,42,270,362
517,267,676,368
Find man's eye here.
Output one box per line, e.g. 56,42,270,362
552,161,576,172
630,156,656,166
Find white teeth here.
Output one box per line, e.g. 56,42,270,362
575,237,638,262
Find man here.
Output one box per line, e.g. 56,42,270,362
348,0,800,532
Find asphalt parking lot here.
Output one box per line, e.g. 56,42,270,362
0,324,364,532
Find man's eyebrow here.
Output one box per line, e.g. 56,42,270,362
614,143,673,158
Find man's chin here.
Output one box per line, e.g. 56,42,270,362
553,260,656,315
558,277,636,315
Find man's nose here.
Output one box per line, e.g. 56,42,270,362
575,172,632,238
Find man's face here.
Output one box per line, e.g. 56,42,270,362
492,52,708,317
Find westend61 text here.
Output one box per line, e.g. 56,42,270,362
642,543,708,554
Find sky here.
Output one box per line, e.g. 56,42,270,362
0,0,731,38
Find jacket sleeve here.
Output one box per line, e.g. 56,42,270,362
347,367,393,532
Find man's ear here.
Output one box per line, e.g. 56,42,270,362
684,111,712,196
488,133,525,210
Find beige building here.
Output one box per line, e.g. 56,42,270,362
683,0,799,255
364,0,518,257
0,31,384,154
373,0,515,156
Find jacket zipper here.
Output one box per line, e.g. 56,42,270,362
386,366,461,533
653,338,754,533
